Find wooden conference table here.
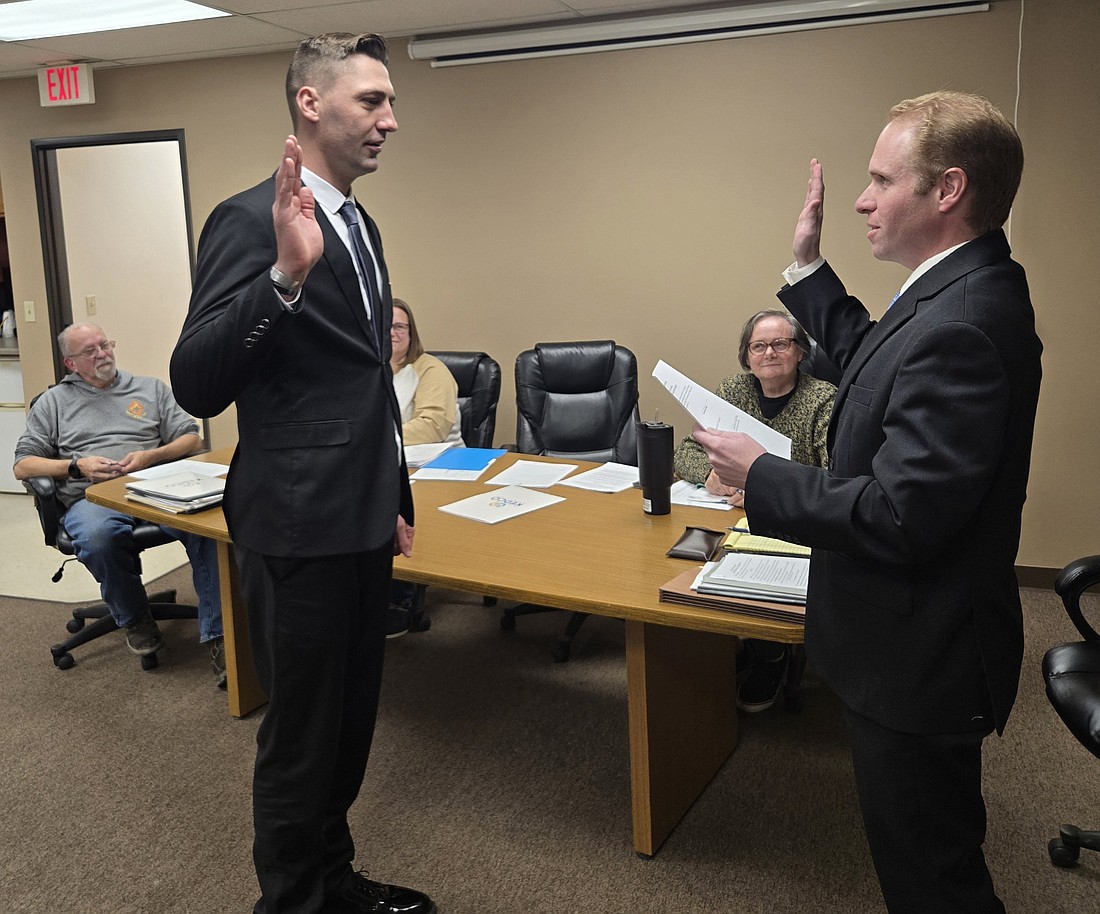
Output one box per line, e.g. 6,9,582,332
88,449,804,856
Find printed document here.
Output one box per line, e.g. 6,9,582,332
556,462,639,493
652,360,792,459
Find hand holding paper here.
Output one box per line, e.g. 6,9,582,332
691,425,767,491
652,360,791,459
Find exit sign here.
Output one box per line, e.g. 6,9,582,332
37,63,95,107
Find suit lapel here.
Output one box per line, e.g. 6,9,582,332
318,212,381,357
829,230,1011,426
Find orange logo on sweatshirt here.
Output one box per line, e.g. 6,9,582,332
127,400,146,419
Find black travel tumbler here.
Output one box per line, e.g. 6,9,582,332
636,419,674,515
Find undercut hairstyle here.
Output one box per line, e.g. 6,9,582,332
392,298,424,366
737,309,810,372
889,90,1024,236
285,32,389,130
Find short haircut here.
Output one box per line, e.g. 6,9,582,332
737,309,809,372
889,91,1023,236
392,298,424,366
285,32,389,130
57,322,105,359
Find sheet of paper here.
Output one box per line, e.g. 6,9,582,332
652,360,792,460
438,485,566,525
404,441,455,468
669,479,733,511
483,459,578,488
128,459,230,480
556,462,639,493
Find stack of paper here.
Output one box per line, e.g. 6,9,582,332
658,567,805,625
404,441,456,468
696,552,808,604
483,459,578,488
125,471,225,514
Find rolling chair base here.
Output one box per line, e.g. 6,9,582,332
500,604,589,662
1049,824,1100,868
49,590,196,672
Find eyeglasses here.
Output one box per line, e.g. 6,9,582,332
747,337,796,356
68,340,116,360
391,322,410,335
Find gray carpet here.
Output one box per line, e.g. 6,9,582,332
1,572,1097,914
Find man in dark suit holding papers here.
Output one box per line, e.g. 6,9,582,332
694,91,1041,913
171,32,429,914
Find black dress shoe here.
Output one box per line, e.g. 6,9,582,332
332,870,437,914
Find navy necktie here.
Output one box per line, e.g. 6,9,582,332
337,199,383,351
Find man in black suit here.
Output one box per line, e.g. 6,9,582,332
694,92,1041,913
171,33,434,914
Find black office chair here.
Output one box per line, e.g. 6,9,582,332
406,351,503,628
1044,554,1100,868
800,336,842,385
428,351,502,450
24,474,197,672
501,340,640,661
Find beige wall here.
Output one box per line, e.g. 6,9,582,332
1,1,1096,570
56,141,192,384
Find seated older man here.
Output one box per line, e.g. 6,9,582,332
14,323,225,686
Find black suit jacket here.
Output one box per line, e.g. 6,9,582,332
171,177,412,557
749,230,1041,735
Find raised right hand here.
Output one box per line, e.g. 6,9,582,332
272,135,324,284
793,158,824,267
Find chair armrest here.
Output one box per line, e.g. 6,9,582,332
1055,555,1100,642
23,475,63,548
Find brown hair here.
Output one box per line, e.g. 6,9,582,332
737,309,809,372
391,298,424,367
285,32,389,130
889,91,1023,235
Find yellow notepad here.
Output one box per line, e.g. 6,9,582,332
723,529,811,558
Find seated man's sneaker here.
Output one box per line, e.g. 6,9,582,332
210,635,227,689
386,604,410,639
124,611,163,656
334,870,437,914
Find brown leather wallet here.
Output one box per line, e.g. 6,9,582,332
666,526,726,562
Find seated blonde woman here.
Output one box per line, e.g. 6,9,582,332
674,308,836,713
388,298,463,637
390,298,463,449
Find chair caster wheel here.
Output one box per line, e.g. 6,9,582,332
141,653,159,671
500,613,516,631
66,617,85,633
52,648,75,670
552,645,571,663
1049,836,1080,867
411,616,431,632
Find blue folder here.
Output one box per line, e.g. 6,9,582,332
421,447,507,471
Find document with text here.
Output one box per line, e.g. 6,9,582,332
652,360,792,460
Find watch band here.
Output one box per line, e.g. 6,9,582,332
68,455,82,479
270,266,303,296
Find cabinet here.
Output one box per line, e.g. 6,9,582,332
0,340,24,493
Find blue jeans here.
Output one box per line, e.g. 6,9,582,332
61,498,223,643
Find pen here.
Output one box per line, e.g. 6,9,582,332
726,526,750,533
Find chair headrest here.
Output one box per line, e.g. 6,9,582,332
531,340,620,394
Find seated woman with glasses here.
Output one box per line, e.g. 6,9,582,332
673,308,836,712
390,298,464,449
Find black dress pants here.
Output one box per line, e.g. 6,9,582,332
842,705,1005,914
236,544,392,914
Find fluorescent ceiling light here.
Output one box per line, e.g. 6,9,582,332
408,0,989,67
0,0,229,42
